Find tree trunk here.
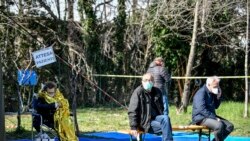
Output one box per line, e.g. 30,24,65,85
181,0,200,113
18,0,23,16
116,0,126,73
67,0,80,135
71,73,79,135
244,0,249,118
132,0,137,17
201,0,211,33
104,0,107,21
17,0,23,131
55,0,61,20
67,0,74,64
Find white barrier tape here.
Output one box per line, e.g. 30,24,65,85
92,74,141,78
172,76,250,79
92,74,250,79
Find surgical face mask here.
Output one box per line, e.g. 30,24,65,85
211,88,219,95
142,81,153,91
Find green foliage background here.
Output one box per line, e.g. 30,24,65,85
0,0,248,111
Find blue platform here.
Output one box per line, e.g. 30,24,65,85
83,131,250,141
11,131,250,141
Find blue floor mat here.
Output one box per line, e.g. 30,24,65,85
10,131,250,141
84,131,210,141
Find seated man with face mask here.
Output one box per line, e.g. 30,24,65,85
128,73,173,141
192,76,234,141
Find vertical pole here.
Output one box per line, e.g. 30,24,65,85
244,0,249,118
17,85,21,131
0,49,6,141
0,1,6,139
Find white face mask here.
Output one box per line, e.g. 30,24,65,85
211,88,219,95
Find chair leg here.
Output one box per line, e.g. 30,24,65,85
208,129,211,141
198,129,202,141
130,133,144,141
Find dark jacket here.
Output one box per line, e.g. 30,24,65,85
128,85,163,132
192,84,221,124
147,62,170,92
36,97,57,126
32,96,57,132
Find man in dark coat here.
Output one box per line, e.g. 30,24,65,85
128,73,173,141
192,76,234,141
147,57,171,115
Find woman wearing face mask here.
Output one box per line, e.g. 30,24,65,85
192,76,234,141
128,73,173,141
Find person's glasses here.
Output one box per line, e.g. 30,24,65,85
47,91,55,95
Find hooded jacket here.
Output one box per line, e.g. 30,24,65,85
192,84,221,124
147,62,170,91
128,85,163,132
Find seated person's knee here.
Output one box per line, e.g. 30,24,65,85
214,122,224,131
228,123,234,132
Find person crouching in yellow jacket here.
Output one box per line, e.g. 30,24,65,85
35,81,78,141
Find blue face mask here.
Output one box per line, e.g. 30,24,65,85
142,81,153,91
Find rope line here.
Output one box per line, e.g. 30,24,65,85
92,74,250,79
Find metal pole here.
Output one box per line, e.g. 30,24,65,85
0,1,6,140
0,50,6,141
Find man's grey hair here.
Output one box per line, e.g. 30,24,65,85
142,73,154,82
206,76,220,86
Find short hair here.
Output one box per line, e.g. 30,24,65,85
43,81,57,90
142,73,154,82
206,76,220,86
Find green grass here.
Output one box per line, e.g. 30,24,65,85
77,107,129,132
5,101,250,140
216,101,250,136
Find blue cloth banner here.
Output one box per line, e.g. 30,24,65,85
17,70,37,86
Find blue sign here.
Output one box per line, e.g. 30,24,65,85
17,70,37,86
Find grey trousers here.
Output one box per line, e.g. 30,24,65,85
201,116,234,141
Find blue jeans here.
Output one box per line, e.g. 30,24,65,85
155,86,169,115
149,115,173,141
162,95,169,115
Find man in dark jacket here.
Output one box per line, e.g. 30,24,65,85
192,76,234,141
128,73,173,141
147,57,171,115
